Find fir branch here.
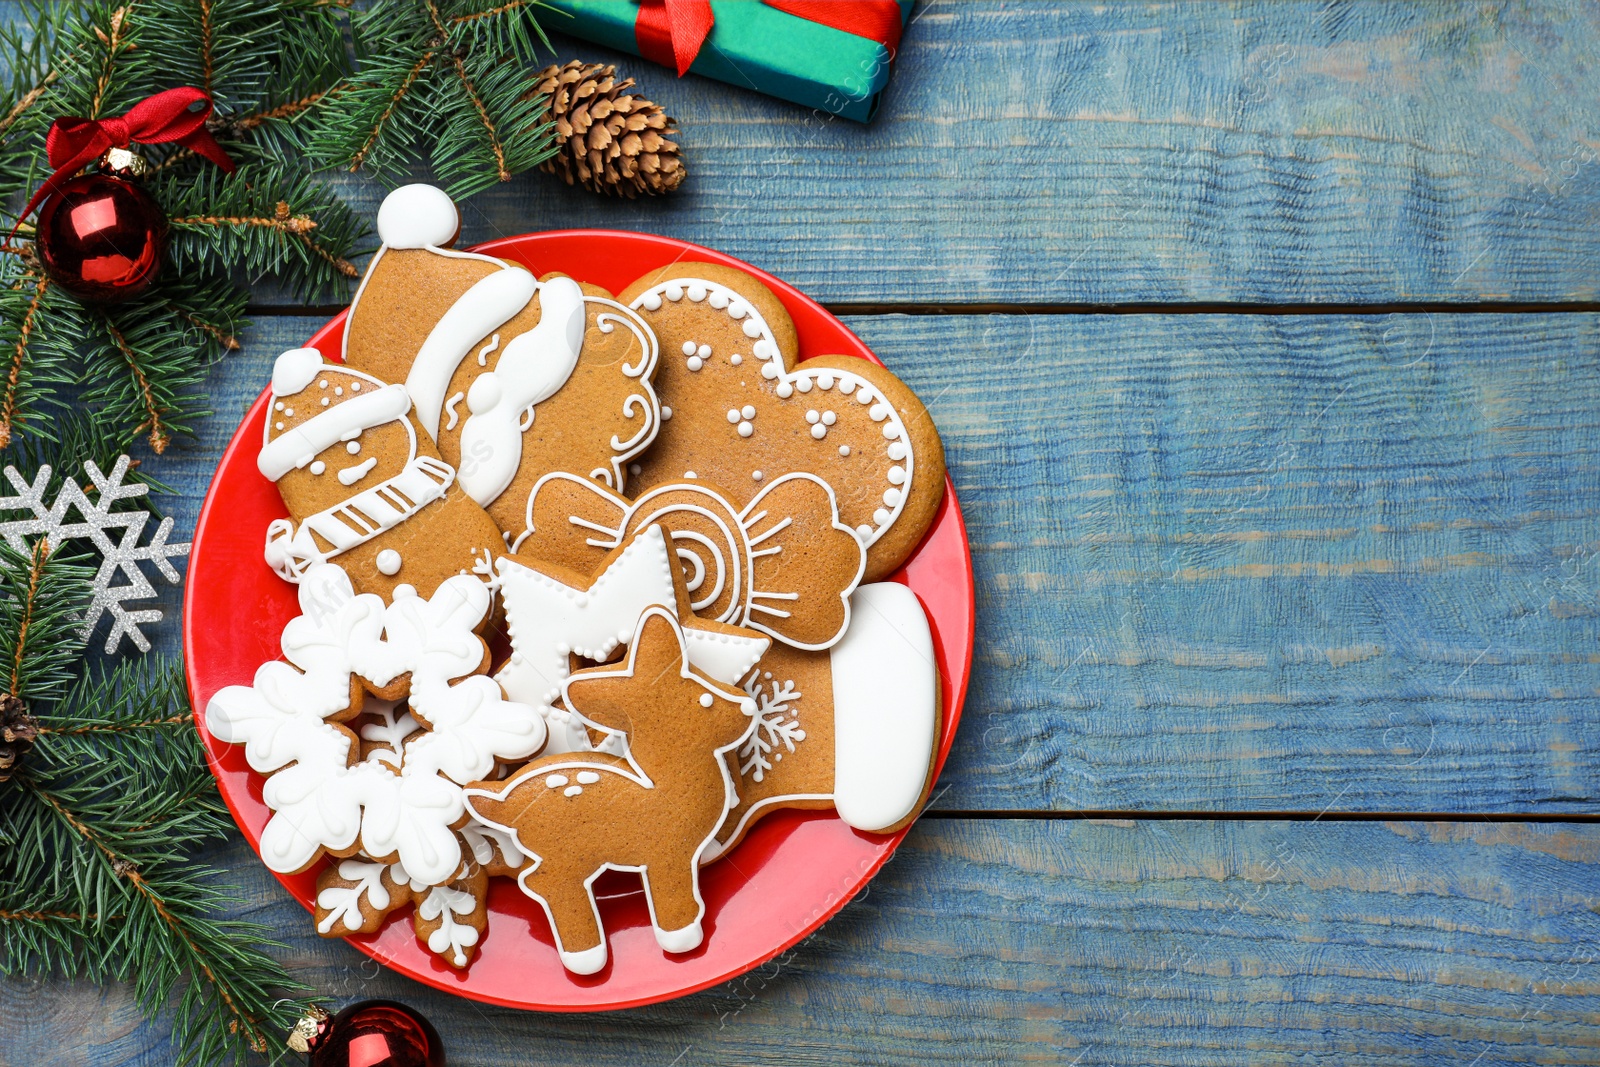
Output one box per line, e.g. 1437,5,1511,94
0,272,50,450
103,319,171,454
0,522,92,709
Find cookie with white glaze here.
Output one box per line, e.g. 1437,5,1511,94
619,262,945,583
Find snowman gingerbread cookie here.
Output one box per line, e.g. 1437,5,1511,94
342,184,660,536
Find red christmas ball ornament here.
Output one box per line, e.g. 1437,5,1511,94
34,160,166,303
287,1001,445,1067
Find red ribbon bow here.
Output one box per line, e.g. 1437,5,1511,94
636,0,905,78
19,86,235,223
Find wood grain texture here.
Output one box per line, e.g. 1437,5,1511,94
6,819,1599,1066
245,0,1600,307
151,311,1600,815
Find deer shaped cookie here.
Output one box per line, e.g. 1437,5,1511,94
342,184,660,533
465,605,760,975
619,262,946,583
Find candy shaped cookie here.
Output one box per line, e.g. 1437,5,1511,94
466,605,761,975
259,347,505,600
517,469,865,650
342,184,660,532
620,263,945,582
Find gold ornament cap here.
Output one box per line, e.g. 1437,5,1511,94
99,147,151,178
286,1004,331,1054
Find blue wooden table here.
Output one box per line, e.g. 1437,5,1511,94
9,2,1600,1063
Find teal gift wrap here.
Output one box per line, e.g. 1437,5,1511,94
540,0,913,123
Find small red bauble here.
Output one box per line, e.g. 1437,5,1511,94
35,170,166,302
289,1000,445,1067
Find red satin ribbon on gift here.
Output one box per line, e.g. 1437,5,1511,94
636,0,905,77
17,86,235,224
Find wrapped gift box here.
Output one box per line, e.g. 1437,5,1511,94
540,0,914,123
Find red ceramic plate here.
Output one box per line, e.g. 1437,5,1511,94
186,231,973,1011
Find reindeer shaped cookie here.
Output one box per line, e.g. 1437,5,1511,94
465,606,760,975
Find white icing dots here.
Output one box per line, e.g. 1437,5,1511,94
888,466,907,485
840,445,851,457
699,693,714,707
741,405,756,420
709,292,729,310
376,549,402,576
753,339,775,359
818,372,836,390
545,774,568,788
564,785,583,797
687,284,707,302
806,409,820,424
685,470,697,479
856,523,873,538
760,362,779,380
727,409,741,424
661,406,673,420
698,344,712,359
641,291,662,311
577,771,600,784
753,470,763,481
320,397,330,407
857,387,874,405
884,488,903,507
630,463,642,476
730,353,743,366
888,441,909,461
309,460,326,475
742,319,761,339
823,410,837,426
687,356,704,372
275,421,285,430
869,403,889,422
728,301,747,319
284,407,295,417
682,341,697,356
318,379,328,389
873,507,891,526
274,401,284,412
796,378,813,394
350,382,361,392
840,379,857,395
775,382,794,398
347,440,361,454
738,422,753,437
811,424,827,440
883,423,902,440
334,387,344,397
666,284,684,301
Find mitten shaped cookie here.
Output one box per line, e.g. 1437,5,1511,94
466,606,760,975
619,263,946,583
342,184,660,531
259,347,505,601
706,583,942,860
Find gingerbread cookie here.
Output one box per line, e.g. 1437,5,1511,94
466,606,761,975
259,347,505,601
342,184,660,531
206,562,546,884
492,522,771,754
619,263,945,582
517,470,865,650
705,583,942,859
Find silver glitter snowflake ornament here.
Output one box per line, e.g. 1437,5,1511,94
0,456,190,653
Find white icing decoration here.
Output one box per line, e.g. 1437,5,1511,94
698,693,713,707
687,356,704,372
461,821,521,870
315,859,391,933
545,774,569,787
258,374,409,481
840,445,851,457
753,470,763,480
823,411,837,426
640,291,662,311
888,467,906,485
375,184,459,248
347,440,361,454
682,341,696,356
375,549,402,575
272,347,324,396
576,771,600,784
687,284,707,301
477,333,500,367
206,565,546,884
419,884,480,967
738,422,753,437
338,456,378,486
726,409,740,424
408,267,538,442
662,406,672,420
730,354,742,366
829,584,938,830
741,405,756,420
359,700,418,768
444,391,465,431
738,676,804,782
563,785,583,797
309,461,326,476
810,424,826,440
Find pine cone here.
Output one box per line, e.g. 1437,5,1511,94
0,693,39,782
533,61,685,198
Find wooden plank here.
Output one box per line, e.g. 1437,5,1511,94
239,1,1600,307
155,311,1600,814
7,818,1600,1065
